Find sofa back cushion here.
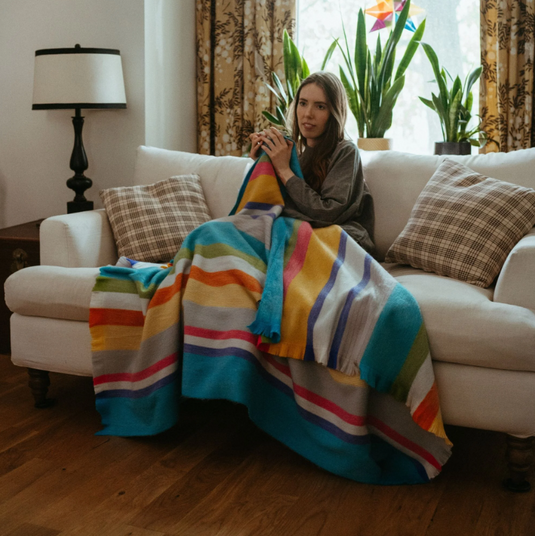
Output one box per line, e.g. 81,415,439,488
134,146,253,220
362,148,535,260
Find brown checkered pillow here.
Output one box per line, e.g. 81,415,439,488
385,159,535,287
100,175,211,263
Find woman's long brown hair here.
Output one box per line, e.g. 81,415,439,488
289,72,348,192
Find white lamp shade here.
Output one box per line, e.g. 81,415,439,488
32,46,127,109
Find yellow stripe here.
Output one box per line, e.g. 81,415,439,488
90,325,143,351
183,279,261,310
236,173,284,212
142,292,181,341
427,410,453,445
268,227,342,356
328,367,368,387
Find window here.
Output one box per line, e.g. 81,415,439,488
297,0,480,154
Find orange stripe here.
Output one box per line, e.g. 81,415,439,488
89,308,144,328
148,273,188,309
412,382,440,430
189,266,263,293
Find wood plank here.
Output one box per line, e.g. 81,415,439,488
130,412,264,533
4,523,60,536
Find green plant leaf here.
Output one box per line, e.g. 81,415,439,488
395,18,426,80
355,9,367,96
431,93,448,140
379,0,410,88
372,75,405,137
271,72,287,104
464,66,482,96
447,89,463,141
419,96,436,111
275,106,287,126
321,39,338,70
262,110,282,126
421,43,449,113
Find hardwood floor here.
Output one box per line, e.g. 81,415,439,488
0,354,534,536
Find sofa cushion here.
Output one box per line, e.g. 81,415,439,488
100,176,211,263
385,264,535,373
384,159,535,287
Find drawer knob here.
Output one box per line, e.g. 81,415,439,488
11,248,28,272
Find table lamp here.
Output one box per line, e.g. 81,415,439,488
32,45,127,213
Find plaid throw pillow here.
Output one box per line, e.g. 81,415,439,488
100,175,211,263
385,159,535,287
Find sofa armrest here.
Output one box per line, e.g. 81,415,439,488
494,227,535,311
40,209,117,268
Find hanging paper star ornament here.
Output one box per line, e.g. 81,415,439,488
365,0,425,33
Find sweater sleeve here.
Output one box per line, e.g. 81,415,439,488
283,141,362,225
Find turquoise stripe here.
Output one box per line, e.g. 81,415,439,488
95,380,179,437
359,283,423,393
182,351,428,485
248,217,295,342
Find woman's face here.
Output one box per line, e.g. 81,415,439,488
296,83,331,147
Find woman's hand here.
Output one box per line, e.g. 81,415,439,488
249,132,264,160
259,127,294,184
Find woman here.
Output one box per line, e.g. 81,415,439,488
249,71,375,255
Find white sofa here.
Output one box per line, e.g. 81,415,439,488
5,145,535,490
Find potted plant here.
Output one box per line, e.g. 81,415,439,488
262,29,310,133
323,0,426,149
419,42,490,155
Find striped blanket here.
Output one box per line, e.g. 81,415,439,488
89,150,451,484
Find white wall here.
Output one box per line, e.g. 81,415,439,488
145,0,197,152
0,0,197,229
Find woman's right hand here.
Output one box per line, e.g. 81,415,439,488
249,132,264,160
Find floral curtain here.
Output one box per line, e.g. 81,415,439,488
196,0,296,156
480,0,535,152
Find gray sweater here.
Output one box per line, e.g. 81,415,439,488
282,139,376,255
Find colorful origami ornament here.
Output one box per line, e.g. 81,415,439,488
365,0,425,32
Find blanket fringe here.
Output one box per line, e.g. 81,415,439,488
247,319,281,343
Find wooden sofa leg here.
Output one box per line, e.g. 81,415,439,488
504,434,534,492
27,368,55,408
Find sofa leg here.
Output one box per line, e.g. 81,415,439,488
27,368,55,409
504,434,533,492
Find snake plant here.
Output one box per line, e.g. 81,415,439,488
324,0,426,139
419,42,488,147
262,29,310,132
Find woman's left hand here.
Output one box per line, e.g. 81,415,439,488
259,127,294,184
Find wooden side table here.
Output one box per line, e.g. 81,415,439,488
0,220,43,354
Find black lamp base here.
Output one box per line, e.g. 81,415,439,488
67,200,94,214
66,109,94,214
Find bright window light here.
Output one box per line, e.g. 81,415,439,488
297,0,480,154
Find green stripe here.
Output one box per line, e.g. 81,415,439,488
283,220,301,267
92,276,138,294
389,323,430,403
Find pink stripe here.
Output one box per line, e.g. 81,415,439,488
93,353,177,386
185,326,258,344
293,383,367,426
283,223,313,294
249,162,274,180
263,354,292,378
369,416,442,471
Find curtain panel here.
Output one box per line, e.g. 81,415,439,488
480,0,535,152
196,0,296,156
